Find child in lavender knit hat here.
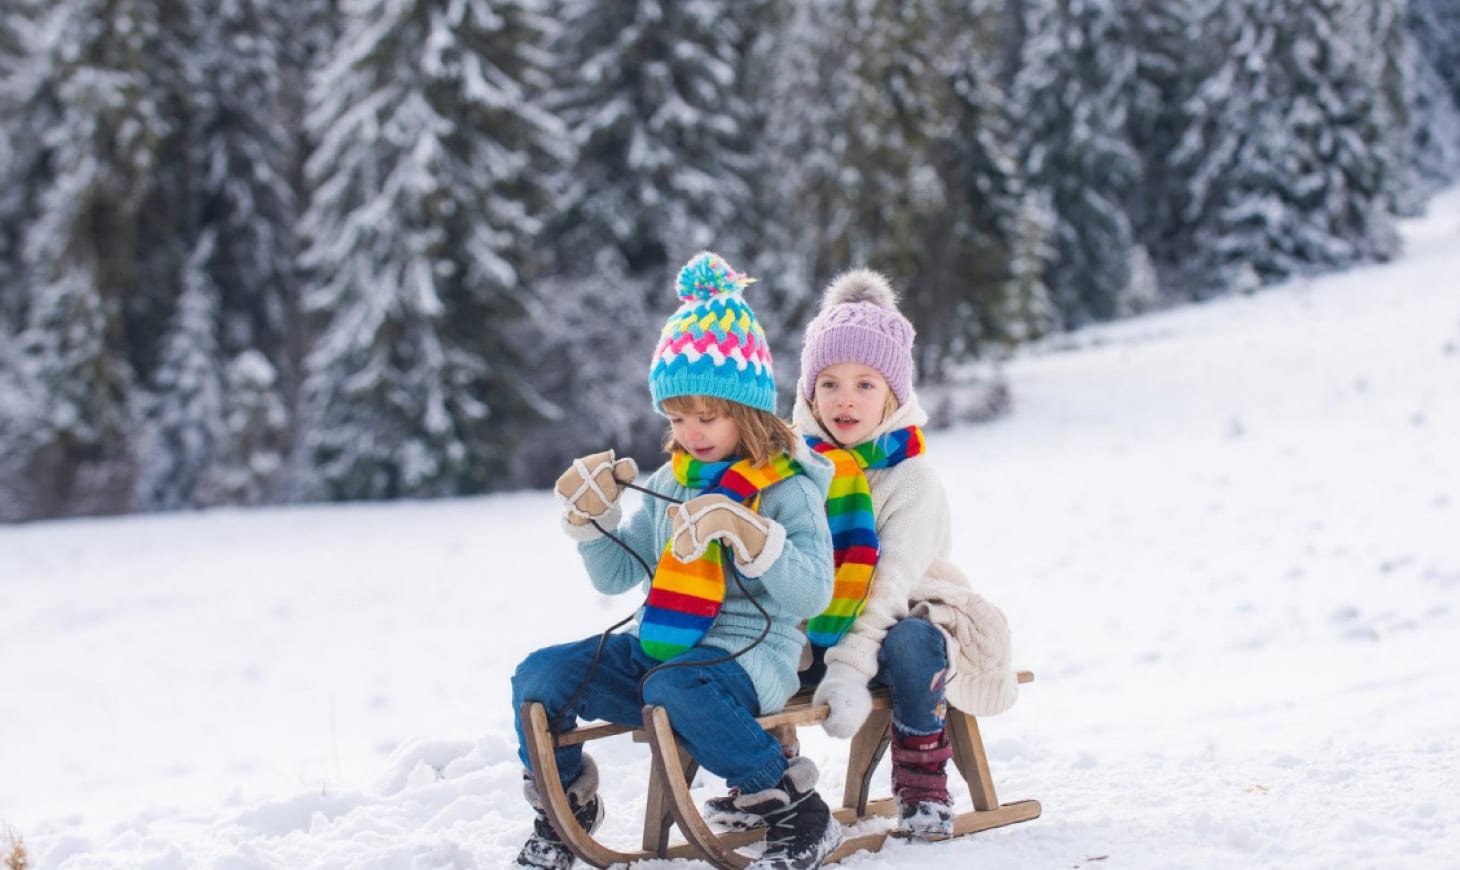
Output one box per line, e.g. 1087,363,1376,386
706,269,1019,840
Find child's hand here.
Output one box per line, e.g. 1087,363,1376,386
813,663,873,738
669,494,782,573
556,450,638,525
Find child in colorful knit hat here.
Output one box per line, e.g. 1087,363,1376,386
510,252,844,870
705,269,1019,839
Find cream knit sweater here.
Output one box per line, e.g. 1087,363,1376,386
793,391,1018,716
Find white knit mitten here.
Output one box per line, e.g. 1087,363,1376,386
813,663,873,738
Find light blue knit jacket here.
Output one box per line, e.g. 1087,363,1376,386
577,444,835,714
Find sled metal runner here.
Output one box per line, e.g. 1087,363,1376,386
521,670,1038,868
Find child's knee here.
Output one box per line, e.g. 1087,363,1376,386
639,666,703,710
512,646,567,701
884,616,941,657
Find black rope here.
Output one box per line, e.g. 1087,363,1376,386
618,479,669,501
549,609,634,733
549,478,777,729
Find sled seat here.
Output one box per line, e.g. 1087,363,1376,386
520,670,1037,869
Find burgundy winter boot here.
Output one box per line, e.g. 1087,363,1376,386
890,727,955,839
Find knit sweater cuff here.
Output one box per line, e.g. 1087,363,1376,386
824,632,880,682
734,517,785,578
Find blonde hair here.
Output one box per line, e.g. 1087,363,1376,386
809,388,900,446
661,395,798,467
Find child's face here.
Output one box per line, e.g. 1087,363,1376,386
667,400,743,463
813,363,892,446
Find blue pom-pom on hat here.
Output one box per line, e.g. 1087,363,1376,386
676,251,756,303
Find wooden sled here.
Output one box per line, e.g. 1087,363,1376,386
521,670,1037,868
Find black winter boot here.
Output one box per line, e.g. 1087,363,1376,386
703,727,799,830
703,788,766,831
514,756,605,869
736,757,842,870
890,727,954,839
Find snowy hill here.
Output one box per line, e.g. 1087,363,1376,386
3,189,1458,869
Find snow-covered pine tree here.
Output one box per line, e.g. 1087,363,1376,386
1013,0,1142,326
728,0,814,374
141,230,287,509
3,273,137,520
755,0,847,300
1121,0,1199,282
275,0,341,497
299,0,564,500
549,0,762,273
825,0,955,369
1408,0,1460,112
276,0,340,225
1167,0,1399,297
119,0,198,393
189,0,298,379
933,1,1056,369
519,0,771,482
0,333,23,521
1406,0,1460,189
1348,0,1420,216
204,349,290,505
0,34,33,525
137,232,227,510
3,0,180,518
278,0,340,102
802,0,952,294
133,0,302,509
0,0,47,334
1404,21,1460,191
0,0,33,93
758,0,1038,378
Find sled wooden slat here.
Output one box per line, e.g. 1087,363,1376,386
828,829,896,862
641,738,699,853
552,721,635,747
834,796,896,824
842,705,893,816
523,670,1039,869
640,746,677,853
951,706,1001,810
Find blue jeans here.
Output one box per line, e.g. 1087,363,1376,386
803,616,949,737
512,633,789,793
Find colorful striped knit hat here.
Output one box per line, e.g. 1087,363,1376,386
649,252,776,413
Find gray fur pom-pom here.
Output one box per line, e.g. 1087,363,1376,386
821,268,897,309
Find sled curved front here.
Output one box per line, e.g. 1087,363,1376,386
642,704,765,868
520,701,710,867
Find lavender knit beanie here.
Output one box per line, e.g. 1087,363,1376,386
799,269,916,404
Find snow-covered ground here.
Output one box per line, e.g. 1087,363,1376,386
4,189,1458,868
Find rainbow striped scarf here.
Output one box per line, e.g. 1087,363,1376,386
638,451,803,661
804,426,926,647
